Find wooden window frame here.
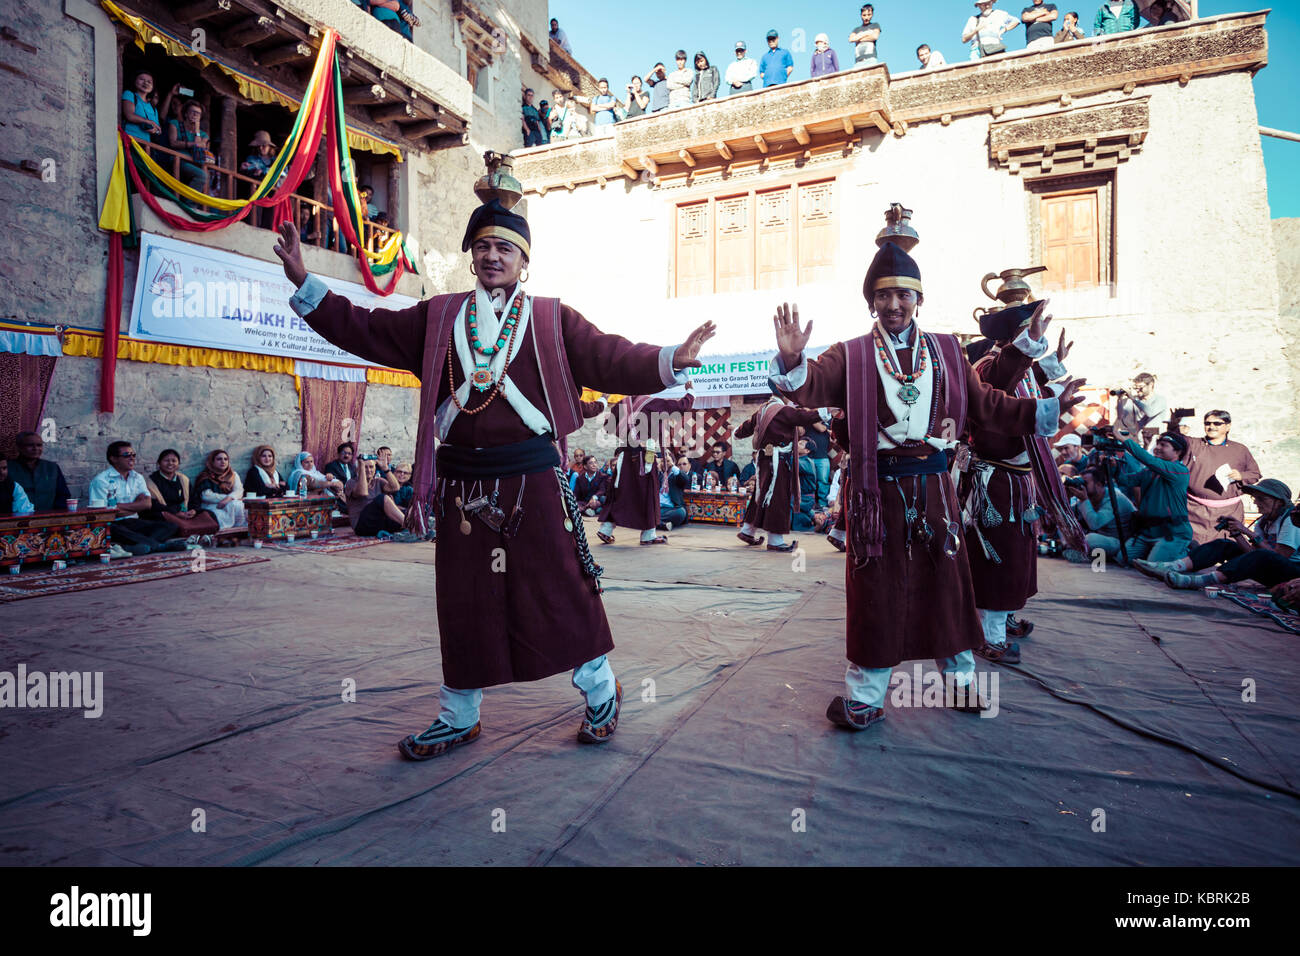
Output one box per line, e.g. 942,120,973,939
670,176,837,298
1025,170,1116,294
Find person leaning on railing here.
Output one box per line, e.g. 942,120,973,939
121,71,162,144
166,99,215,195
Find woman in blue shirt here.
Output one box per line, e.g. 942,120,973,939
121,71,162,143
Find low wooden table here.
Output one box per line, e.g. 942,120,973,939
0,508,115,567
244,494,336,542
683,489,750,526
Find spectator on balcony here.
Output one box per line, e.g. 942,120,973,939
690,53,720,102
725,41,758,95
644,64,670,113
623,76,649,119
916,43,948,69
1055,10,1087,41
7,432,71,513
239,130,278,181
298,202,326,247
548,90,578,139
165,99,214,194
371,0,419,41
1022,0,1060,51
849,5,883,66
667,51,693,108
357,183,380,220
1147,0,1185,25
550,18,573,55
121,71,162,144
810,34,840,78
522,88,545,146
964,0,1019,60
760,30,794,87
1094,0,1139,34
588,79,619,126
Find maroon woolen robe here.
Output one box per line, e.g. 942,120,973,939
776,333,1043,668
300,289,672,688
1184,437,1261,545
734,403,821,535
599,394,695,531
964,344,1047,612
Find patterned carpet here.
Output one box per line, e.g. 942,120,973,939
0,550,271,603
261,530,384,553
1219,587,1300,635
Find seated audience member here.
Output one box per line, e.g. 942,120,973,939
147,448,219,539
244,445,289,497
392,461,415,509
705,441,742,488
702,469,721,492
567,446,587,486
1140,479,1300,590
325,443,357,485
346,458,406,537
658,455,692,531
374,446,399,484
1114,427,1193,562
7,431,72,512
1054,432,1085,468
738,450,758,486
0,458,34,516
288,451,347,509
1067,467,1137,562
89,441,186,555
574,456,609,516
195,449,247,530
793,439,819,531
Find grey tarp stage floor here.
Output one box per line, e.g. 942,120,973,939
2,522,1298,866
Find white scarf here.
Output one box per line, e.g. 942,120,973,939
761,442,793,507
255,466,280,488
875,321,937,450
434,281,550,441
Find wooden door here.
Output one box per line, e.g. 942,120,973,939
1042,190,1099,290
715,194,754,293
797,180,835,286
675,200,712,297
755,186,794,290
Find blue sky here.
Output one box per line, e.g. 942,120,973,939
551,1,1298,217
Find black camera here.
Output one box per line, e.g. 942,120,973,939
1085,425,1125,453
1064,476,1086,490
1109,389,1127,397
1214,516,1234,533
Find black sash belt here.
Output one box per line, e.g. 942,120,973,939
878,451,951,478
437,434,560,480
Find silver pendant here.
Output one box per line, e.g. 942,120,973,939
1022,505,1042,524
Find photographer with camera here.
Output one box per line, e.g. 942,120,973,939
1066,467,1136,563
1184,409,1261,545
1136,479,1300,590
1109,425,1193,563
1111,372,1167,446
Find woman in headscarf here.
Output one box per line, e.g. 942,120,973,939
288,450,347,511
195,449,246,530
244,445,288,498
147,448,219,540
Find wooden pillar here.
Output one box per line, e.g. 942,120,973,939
220,96,237,200
386,158,400,232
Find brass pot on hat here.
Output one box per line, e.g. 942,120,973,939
474,151,523,209
973,265,1047,321
875,203,919,251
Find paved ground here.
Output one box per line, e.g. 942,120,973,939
1,521,1298,866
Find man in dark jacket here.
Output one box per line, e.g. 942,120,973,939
324,442,357,485
8,432,72,512
574,455,609,516
705,441,741,488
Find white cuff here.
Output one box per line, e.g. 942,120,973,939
1034,397,1063,437
768,354,808,391
659,344,690,387
1047,381,1065,398
289,274,329,317
1012,327,1049,360
1037,352,1067,381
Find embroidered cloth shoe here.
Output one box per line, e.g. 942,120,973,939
828,535,847,553
639,536,668,545
399,720,482,760
826,696,885,731
577,680,623,744
1006,615,1033,638
975,641,1021,664
737,530,765,546
597,530,615,544
767,539,797,552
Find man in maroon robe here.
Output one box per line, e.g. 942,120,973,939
963,312,1086,664
769,241,1084,730
596,389,695,545
273,197,714,759
1183,409,1261,545
734,396,821,552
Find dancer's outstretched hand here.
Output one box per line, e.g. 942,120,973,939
1057,376,1088,416
673,321,717,371
274,221,307,287
1055,327,1073,363
774,302,811,369
1027,297,1052,342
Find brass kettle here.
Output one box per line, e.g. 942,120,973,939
473,151,523,209
981,266,1047,306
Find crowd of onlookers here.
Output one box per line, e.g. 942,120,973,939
349,0,420,42
524,3,1187,147
1049,388,1300,605
0,436,426,560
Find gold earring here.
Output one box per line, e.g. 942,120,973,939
520,268,530,283
470,263,478,275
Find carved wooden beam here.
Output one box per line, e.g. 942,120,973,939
220,16,276,49
621,161,639,181
425,131,470,152
841,117,854,135
868,111,890,134
714,141,733,160
258,40,312,68
753,134,768,154
792,125,810,145
343,84,386,105
372,102,418,124
678,149,696,168
639,155,657,176
176,0,232,22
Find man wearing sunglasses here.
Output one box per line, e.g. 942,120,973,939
88,441,185,555
1184,410,1261,545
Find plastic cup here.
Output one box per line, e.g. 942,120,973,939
66,498,79,512
90,499,107,508
252,539,263,549
52,560,67,571
7,564,19,575
285,491,298,498
100,554,111,564
310,530,319,539
286,533,296,544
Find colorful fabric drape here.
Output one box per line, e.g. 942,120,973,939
101,27,416,295
0,353,58,455
300,378,367,476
